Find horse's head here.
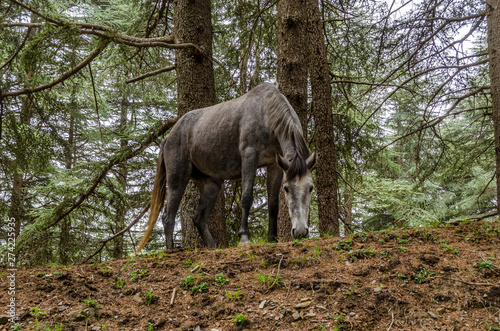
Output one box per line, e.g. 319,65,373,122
277,152,317,239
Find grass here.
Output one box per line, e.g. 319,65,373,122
214,273,229,286
130,269,148,281
225,289,244,301
257,271,282,289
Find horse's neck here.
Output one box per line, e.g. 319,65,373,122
277,135,299,160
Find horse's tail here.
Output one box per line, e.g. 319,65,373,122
136,147,167,253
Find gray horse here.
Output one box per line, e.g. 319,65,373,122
136,83,316,251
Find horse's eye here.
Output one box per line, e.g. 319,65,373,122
284,185,289,193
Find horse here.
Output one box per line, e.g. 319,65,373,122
136,83,316,251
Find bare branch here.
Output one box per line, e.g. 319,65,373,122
126,65,176,84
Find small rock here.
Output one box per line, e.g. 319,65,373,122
305,309,316,318
67,306,95,321
316,305,327,310
373,287,382,293
345,261,351,266
259,300,267,309
133,292,142,304
58,306,69,312
194,326,201,331
294,301,311,309
427,311,438,319
292,312,301,320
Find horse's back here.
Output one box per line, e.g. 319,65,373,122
165,83,282,179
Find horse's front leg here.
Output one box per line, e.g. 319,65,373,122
238,148,259,245
267,164,283,242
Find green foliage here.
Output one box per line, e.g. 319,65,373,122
414,268,435,284
84,298,98,308
130,269,148,281
0,0,491,265
214,273,229,286
475,260,496,270
348,249,375,261
225,289,244,301
257,272,282,289
145,291,158,305
233,313,247,326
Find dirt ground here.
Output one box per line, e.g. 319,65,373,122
1,220,499,331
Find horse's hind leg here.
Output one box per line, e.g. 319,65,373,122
193,177,222,248
161,155,191,249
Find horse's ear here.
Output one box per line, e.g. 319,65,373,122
306,152,317,170
276,154,290,171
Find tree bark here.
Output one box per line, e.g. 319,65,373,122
112,97,129,259
488,0,500,215
307,0,340,236
174,0,227,249
276,0,309,240
59,105,74,265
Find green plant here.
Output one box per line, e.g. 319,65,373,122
181,274,198,290
191,282,208,293
46,324,64,331
348,249,375,261
130,269,148,281
84,298,98,308
380,250,392,259
145,291,158,305
292,238,304,246
399,246,407,253
257,272,282,289
29,307,46,318
328,313,347,331
334,238,353,252
398,274,409,283
233,313,247,326
415,268,434,284
214,273,229,286
11,323,24,330
475,260,496,270
184,259,195,267
147,322,156,331
115,278,126,289
225,289,244,301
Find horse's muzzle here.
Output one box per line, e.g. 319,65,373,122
292,227,309,239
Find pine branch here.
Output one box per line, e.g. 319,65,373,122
0,40,111,98
17,117,179,245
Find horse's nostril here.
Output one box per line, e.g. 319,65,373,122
292,228,296,238
305,228,309,237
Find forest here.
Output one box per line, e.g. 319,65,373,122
0,0,497,266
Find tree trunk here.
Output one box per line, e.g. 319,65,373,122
276,0,309,240
174,0,227,249
59,106,74,265
307,0,340,236
112,97,129,259
488,0,500,215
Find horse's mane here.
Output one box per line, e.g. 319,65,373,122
265,84,310,181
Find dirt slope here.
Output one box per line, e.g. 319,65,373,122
1,221,499,331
